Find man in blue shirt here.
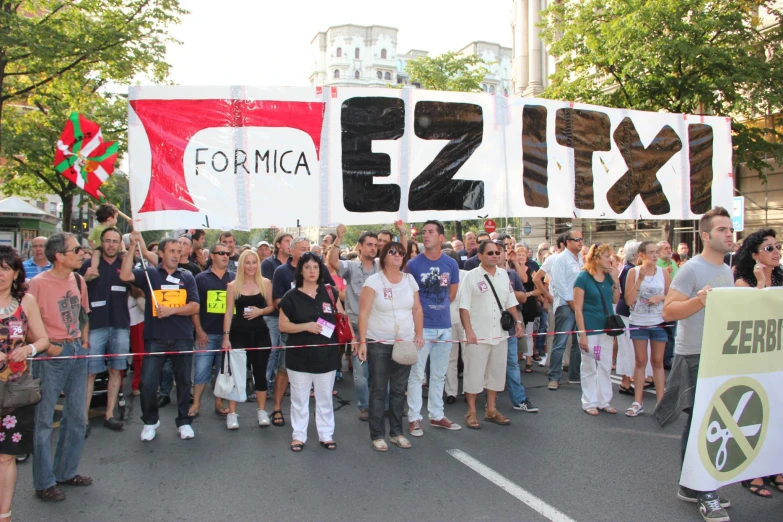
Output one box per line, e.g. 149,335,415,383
405,220,462,436
261,232,292,389
23,236,52,279
121,232,199,442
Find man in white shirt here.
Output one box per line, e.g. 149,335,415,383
546,230,584,390
532,234,567,366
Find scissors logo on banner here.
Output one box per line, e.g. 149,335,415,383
699,378,768,479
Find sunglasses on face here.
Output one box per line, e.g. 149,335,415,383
387,249,403,257
567,237,583,242
212,251,230,256
484,250,501,256
761,244,782,253
63,246,83,255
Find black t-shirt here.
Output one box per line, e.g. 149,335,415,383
178,261,201,276
278,285,341,374
132,266,199,340
518,265,541,323
79,257,130,329
194,268,235,335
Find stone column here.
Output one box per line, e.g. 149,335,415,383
512,0,529,95
527,0,543,94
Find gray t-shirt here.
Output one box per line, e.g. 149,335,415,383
338,258,378,325
670,255,733,355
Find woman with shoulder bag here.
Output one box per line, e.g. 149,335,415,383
278,253,352,452
623,241,671,417
573,243,621,416
357,241,424,452
0,246,50,520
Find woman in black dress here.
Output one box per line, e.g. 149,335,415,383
279,253,352,452
222,250,275,430
0,246,49,520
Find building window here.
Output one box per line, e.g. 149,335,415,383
384,72,391,80
381,49,387,59
334,69,340,79
354,70,360,79
377,71,382,79
336,47,342,58
355,48,360,59
487,85,495,93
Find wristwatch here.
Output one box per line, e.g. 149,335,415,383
515,320,523,324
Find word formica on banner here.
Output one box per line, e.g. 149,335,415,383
680,287,783,493
127,86,734,231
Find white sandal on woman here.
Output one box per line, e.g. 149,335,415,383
625,402,644,417
0,510,11,519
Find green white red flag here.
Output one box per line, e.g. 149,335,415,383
54,112,118,201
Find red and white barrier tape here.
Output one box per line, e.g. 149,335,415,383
26,323,673,361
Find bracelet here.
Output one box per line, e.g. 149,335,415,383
28,344,37,357
223,331,230,335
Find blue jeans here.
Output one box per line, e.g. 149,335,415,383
351,321,369,411
87,327,130,374
547,305,580,382
193,334,223,385
536,309,548,353
141,339,193,427
407,328,451,422
265,316,281,384
33,340,89,491
160,358,173,398
506,337,527,404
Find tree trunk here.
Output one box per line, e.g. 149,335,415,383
60,192,74,232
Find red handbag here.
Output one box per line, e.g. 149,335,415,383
325,285,353,344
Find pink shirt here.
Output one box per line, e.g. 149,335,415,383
28,271,90,339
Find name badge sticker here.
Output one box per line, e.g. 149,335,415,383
111,285,126,292
317,318,335,339
291,282,296,289
439,274,450,287
165,275,180,284
383,288,393,300
461,256,468,260
91,300,106,307
161,284,180,290
477,281,489,293
8,320,23,340
322,302,333,314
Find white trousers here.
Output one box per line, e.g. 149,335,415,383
520,322,535,357
580,333,614,410
615,316,653,378
445,322,465,397
288,369,336,444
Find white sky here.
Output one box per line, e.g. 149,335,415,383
162,0,514,86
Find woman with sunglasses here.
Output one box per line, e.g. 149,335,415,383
623,241,671,417
357,241,423,451
734,229,783,497
573,243,621,416
222,250,275,429
278,253,351,452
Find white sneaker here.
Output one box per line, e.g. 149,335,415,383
538,355,548,367
178,424,195,440
257,409,270,427
140,421,160,441
226,413,239,430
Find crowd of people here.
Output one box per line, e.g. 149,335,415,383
0,202,779,521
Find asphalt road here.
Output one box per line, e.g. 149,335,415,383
13,365,782,521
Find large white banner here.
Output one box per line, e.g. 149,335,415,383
680,287,783,492
127,86,733,231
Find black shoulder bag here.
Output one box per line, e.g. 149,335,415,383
588,274,624,337
484,274,516,332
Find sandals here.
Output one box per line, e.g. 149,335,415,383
0,511,10,519
465,411,481,429
742,480,772,498
271,410,285,427
765,475,783,492
584,408,599,416
187,408,200,418
372,439,388,452
290,440,304,452
484,409,511,425
320,440,337,450
524,364,533,373
601,406,618,414
56,474,92,487
618,385,634,396
36,485,66,502
214,406,229,416
625,402,644,417
389,435,412,449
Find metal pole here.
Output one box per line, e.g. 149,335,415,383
78,193,84,244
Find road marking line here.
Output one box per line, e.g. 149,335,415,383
605,427,680,439
447,449,577,522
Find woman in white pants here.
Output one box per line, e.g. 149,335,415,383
573,243,621,415
279,253,353,452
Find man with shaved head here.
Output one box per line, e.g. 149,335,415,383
23,236,52,279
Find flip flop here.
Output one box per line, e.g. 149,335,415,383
320,441,337,450
290,441,304,452
524,364,533,373
187,409,200,418
584,408,599,416
214,406,229,416
271,409,286,427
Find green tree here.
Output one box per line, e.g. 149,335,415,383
0,0,186,152
405,51,489,92
539,0,783,176
0,75,127,230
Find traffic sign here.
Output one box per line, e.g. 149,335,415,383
732,196,744,232
484,219,497,233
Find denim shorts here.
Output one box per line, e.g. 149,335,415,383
193,334,222,385
88,327,130,374
629,324,668,342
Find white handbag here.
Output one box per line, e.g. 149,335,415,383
213,349,247,402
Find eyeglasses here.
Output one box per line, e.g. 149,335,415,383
567,237,583,242
62,246,83,255
212,251,230,256
484,251,501,256
102,239,121,245
387,249,403,256
762,244,782,252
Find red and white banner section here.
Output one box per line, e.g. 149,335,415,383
127,86,733,231
680,287,783,492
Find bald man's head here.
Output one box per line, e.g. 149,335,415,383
31,236,47,263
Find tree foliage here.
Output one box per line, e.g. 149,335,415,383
404,51,489,92
539,0,783,176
